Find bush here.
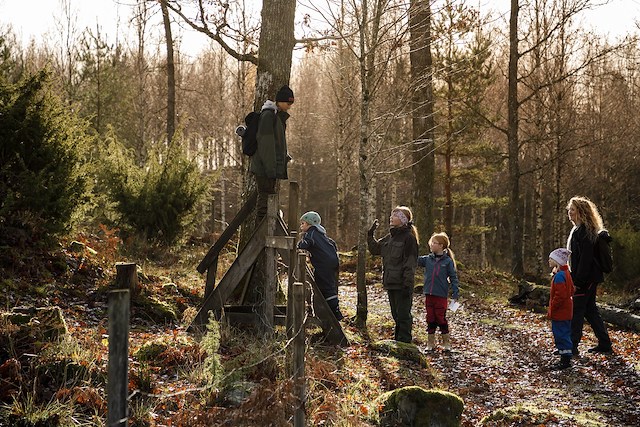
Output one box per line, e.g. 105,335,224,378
610,223,640,282
102,134,206,244
0,70,89,241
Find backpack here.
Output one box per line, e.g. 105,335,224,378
238,108,275,156
594,230,613,274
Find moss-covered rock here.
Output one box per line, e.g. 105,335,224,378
371,339,428,367
133,339,169,361
136,295,178,322
480,405,605,426
375,386,464,427
1,306,68,342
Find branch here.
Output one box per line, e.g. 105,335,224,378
164,0,258,65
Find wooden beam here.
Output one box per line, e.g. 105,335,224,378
197,190,257,274
265,236,295,250
115,262,138,296
188,218,267,331
258,194,278,336
107,289,129,427
287,181,300,339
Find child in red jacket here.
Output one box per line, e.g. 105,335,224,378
548,248,575,370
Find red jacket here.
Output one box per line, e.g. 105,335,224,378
548,265,575,321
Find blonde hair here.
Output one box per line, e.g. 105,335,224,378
392,206,420,245
567,196,604,242
429,231,456,268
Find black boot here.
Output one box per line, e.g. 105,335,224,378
587,344,613,354
550,355,571,370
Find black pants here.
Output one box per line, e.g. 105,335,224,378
255,176,277,225
571,283,612,351
387,287,413,343
315,266,342,320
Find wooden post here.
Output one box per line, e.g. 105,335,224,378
115,262,138,296
107,289,130,427
204,257,218,300
258,194,278,336
293,281,305,427
298,252,311,317
287,181,299,338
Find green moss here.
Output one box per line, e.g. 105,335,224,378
375,386,464,427
134,339,169,361
480,405,605,426
136,295,178,322
371,339,429,367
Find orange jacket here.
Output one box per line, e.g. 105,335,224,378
548,265,575,321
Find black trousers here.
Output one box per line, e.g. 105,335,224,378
255,176,277,224
571,283,612,351
387,287,413,343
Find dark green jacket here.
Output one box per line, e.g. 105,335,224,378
368,225,418,290
250,102,290,179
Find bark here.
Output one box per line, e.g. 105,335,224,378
160,0,176,145
508,0,524,277
355,0,373,326
409,0,435,246
253,1,296,109
599,305,640,333
240,1,296,312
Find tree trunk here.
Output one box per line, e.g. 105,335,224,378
355,12,371,326
254,1,296,108
239,0,296,306
410,0,436,247
160,0,176,145
508,0,524,277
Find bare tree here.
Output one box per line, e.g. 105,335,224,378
504,0,619,276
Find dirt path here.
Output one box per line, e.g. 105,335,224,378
408,291,640,426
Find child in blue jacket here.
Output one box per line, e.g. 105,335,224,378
418,232,459,351
297,211,343,320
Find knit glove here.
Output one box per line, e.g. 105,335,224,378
368,219,379,236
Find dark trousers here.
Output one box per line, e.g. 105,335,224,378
255,176,277,224
552,320,573,356
387,287,413,343
572,283,612,351
315,267,342,320
425,295,448,334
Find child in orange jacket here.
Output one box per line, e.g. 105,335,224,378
548,248,575,370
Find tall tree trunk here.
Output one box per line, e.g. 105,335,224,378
410,0,436,248
335,0,349,245
508,0,524,277
160,0,176,145
238,0,295,243
239,1,296,330
254,1,296,108
355,0,373,327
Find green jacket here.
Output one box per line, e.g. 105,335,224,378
368,225,418,290
250,101,290,179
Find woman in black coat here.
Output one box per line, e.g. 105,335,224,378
367,206,419,343
566,196,613,355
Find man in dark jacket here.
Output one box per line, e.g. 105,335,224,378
251,85,294,223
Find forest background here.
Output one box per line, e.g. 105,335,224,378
2,0,640,285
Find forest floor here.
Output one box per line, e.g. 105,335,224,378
337,271,640,426
1,237,640,426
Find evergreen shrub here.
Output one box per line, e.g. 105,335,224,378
609,224,640,282
103,136,206,244
0,70,89,241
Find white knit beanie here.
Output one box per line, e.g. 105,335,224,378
549,248,571,266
